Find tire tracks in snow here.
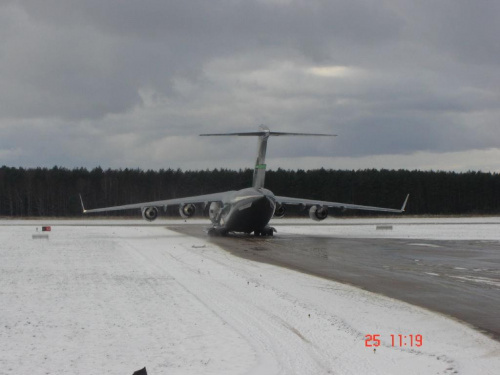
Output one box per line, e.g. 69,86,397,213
120,229,332,374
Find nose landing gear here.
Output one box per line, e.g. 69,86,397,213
253,226,276,237
207,227,228,237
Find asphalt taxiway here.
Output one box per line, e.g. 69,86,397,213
169,224,500,341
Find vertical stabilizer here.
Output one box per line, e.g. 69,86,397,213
253,125,270,188
200,126,336,189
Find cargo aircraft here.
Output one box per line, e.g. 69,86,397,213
81,126,408,236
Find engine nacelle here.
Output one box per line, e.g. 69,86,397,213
142,206,158,222
208,202,222,224
179,203,196,219
274,203,286,218
309,205,328,221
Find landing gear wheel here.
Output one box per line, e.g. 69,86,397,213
254,226,276,237
264,227,274,236
207,227,227,237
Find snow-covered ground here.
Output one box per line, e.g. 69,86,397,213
273,216,500,241
1,219,499,374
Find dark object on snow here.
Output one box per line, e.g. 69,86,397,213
133,367,147,375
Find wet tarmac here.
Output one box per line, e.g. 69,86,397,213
169,224,500,341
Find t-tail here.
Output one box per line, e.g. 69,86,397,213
200,125,336,189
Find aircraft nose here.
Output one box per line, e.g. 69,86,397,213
252,195,272,207
262,195,276,211
266,195,275,206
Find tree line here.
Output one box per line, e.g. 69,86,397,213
1,165,499,217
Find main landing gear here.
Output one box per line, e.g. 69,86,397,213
206,226,276,237
207,227,228,237
253,226,276,237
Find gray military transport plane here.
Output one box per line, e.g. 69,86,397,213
81,126,409,236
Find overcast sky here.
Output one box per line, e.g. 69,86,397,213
1,0,499,172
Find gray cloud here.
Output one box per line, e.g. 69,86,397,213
1,0,499,171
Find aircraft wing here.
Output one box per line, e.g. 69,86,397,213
274,194,409,213
80,191,231,214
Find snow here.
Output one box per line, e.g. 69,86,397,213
272,216,500,241
1,219,499,374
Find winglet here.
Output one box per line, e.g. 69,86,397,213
401,194,410,212
79,194,87,213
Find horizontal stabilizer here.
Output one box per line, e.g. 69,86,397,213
200,131,336,137
200,125,336,137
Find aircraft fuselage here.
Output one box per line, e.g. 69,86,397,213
216,187,276,234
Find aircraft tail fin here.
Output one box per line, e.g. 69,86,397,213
200,125,336,189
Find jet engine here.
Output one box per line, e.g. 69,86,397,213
274,203,286,218
208,202,222,224
142,206,158,222
179,203,196,219
309,205,328,221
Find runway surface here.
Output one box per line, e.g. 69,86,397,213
169,224,500,341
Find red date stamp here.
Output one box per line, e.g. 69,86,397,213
365,334,423,347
